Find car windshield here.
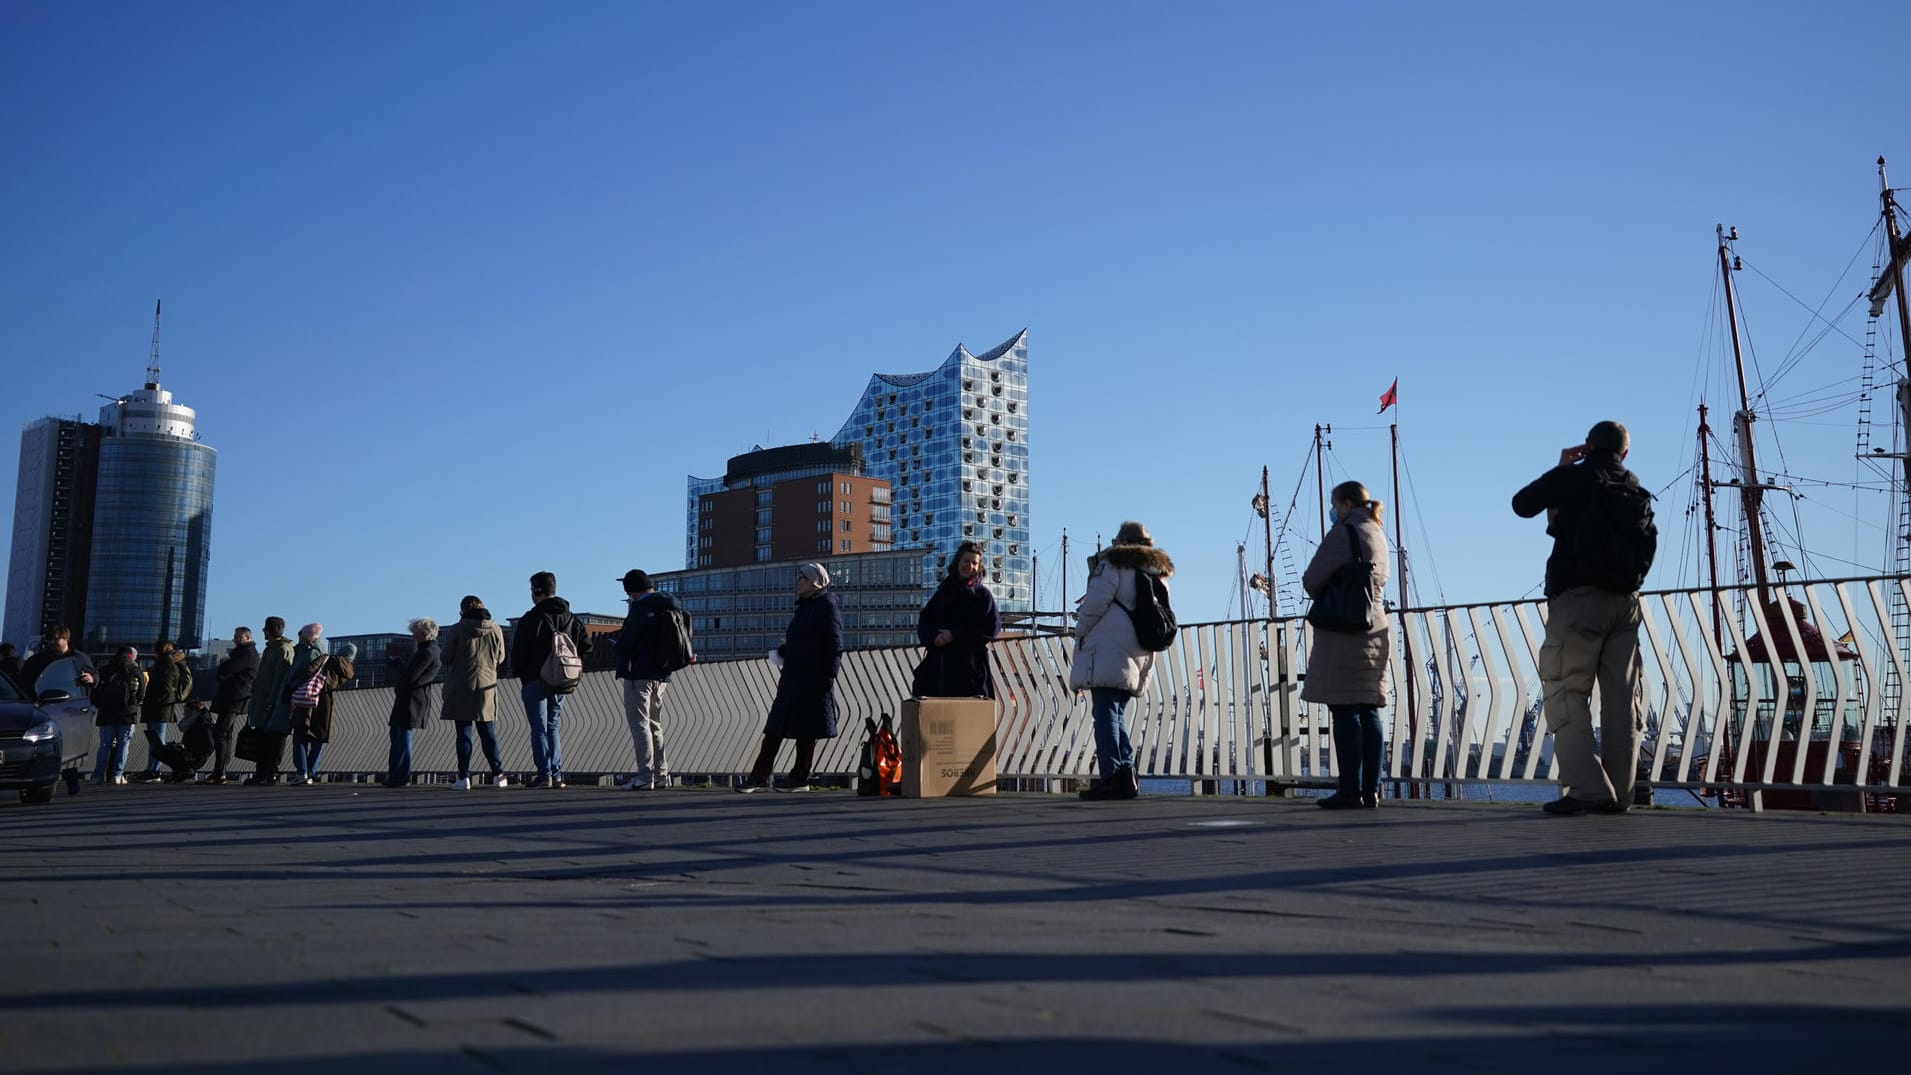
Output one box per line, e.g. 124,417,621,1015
32,657,85,700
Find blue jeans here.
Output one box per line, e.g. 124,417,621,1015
92,725,133,779
292,735,325,778
141,723,168,772
387,727,413,782
521,681,565,780
455,720,504,777
1090,688,1134,781
1330,704,1385,795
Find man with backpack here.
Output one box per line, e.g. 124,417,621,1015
611,569,693,791
510,571,591,789
89,645,144,784
1513,420,1659,817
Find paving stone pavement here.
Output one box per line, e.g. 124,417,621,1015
5,783,1910,1074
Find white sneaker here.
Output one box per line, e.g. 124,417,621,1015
492,774,510,788
112,775,129,785
452,777,471,791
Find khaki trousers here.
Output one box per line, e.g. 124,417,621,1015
1539,587,1643,805
622,678,669,786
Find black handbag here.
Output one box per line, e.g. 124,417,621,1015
1305,527,1377,633
234,725,262,763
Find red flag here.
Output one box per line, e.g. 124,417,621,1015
1377,378,1398,414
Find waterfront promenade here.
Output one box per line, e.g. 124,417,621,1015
6,787,1909,1073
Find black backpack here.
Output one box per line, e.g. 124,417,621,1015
1115,568,1178,652
647,606,695,674
1577,473,1658,593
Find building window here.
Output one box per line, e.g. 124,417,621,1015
841,520,851,533
840,501,850,515
841,481,851,495
818,540,830,552
841,539,852,552
817,481,828,494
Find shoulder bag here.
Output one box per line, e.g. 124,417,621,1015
1305,527,1377,633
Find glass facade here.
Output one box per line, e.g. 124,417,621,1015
80,384,216,652
4,418,102,647
654,548,926,659
828,330,1031,611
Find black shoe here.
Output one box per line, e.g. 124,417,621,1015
1317,791,1366,810
1078,780,1128,801
1543,795,1616,816
1591,800,1631,815
526,776,549,789
1118,767,1140,799
1361,791,1380,808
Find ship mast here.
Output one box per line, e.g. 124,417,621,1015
1697,402,1722,644
1717,225,1775,610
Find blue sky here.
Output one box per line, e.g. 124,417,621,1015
4,1,1908,640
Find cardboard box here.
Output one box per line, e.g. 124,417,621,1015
899,697,998,797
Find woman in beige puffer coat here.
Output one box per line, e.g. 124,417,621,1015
1301,480,1393,809
1069,520,1174,800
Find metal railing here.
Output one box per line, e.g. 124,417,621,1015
119,577,1911,805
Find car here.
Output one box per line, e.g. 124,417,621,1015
0,657,99,804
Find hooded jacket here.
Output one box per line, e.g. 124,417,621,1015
509,596,591,684
1068,543,1175,694
441,608,506,723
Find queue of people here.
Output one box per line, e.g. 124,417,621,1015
4,422,1656,814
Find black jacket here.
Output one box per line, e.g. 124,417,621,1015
911,575,1000,698
766,590,844,740
1512,452,1658,597
509,596,592,682
141,651,193,725
388,639,442,730
613,591,684,682
92,655,145,725
212,642,260,715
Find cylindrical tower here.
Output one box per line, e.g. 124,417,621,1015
82,382,216,651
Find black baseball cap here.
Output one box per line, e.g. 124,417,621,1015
618,569,653,592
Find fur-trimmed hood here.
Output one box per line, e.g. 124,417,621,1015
1090,543,1174,578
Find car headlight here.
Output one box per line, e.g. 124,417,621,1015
21,719,58,743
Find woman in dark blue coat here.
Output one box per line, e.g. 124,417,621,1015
738,563,843,793
910,541,1000,698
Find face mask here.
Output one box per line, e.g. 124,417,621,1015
1327,508,1340,527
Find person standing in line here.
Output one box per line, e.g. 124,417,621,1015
288,640,355,785
205,626,260,785
0,642,21,685
134,641,192,781
613,569,685,791
509,571,590,789
441,595,510,790
1069,521,1175,801
738,563,843,793
89,645,144,785
283,624,330,785
1512,420,1658,817
911,540,1001,699
244,617,295,785
383,618,442,787
1302,481,1394,809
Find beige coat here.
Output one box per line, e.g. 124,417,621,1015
440,610,506,723
1301,512,1393,707
1068,543,1175,694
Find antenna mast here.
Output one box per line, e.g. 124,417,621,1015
146,300,163,387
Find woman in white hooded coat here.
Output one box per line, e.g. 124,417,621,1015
1068,520,1174,800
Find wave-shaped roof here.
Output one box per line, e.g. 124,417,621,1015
870,328,1027,387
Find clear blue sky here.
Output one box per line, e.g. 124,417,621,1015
4,1,1908,641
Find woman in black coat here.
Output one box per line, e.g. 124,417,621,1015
911,541,1001,698
738,563,844,793
382,619,442,787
